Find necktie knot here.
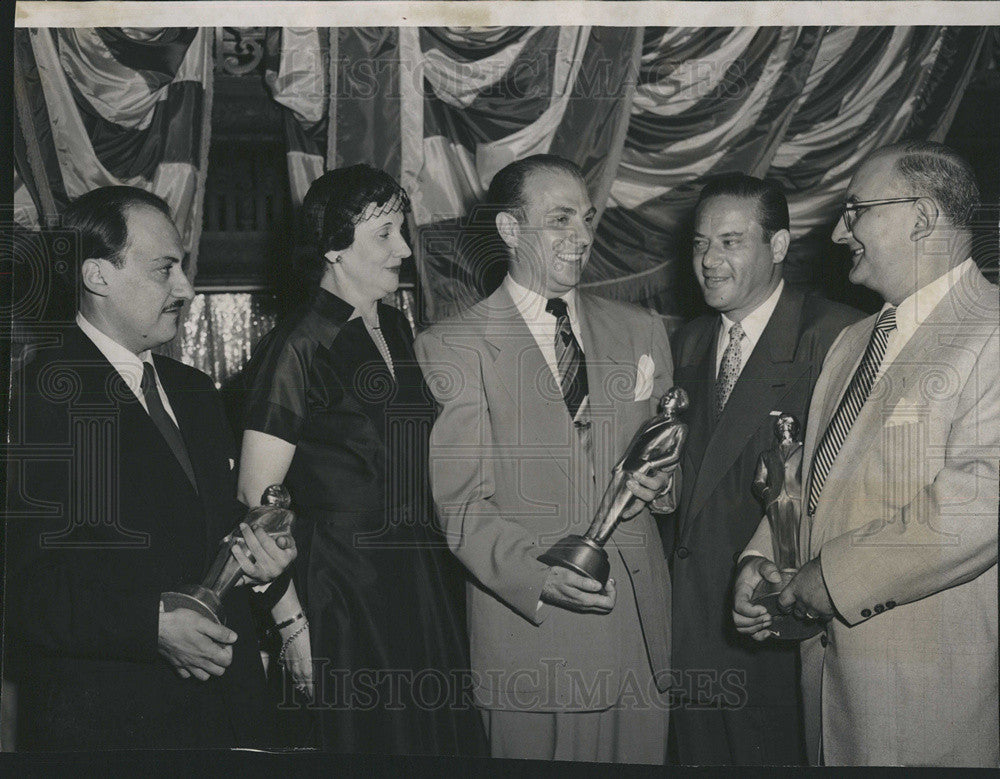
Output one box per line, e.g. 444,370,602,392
140,361,156,397
876,306,897,334
546,297,569,319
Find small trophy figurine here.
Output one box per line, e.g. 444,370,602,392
161,485,295,625
749,414,821,640
539,387,689,585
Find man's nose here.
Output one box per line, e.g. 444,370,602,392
701,242,723,267
173,266,195,301
831,214,850,244
571,218,593,248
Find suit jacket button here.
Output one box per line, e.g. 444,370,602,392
675,546,690,559
874,603,885,614
861,608,872,618
885,600,896,609
820,634,828,648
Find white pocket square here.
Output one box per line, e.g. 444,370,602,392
635,354,655,402
228,458,236,471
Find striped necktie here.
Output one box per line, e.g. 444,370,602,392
807,307,897,516
546,297,589,421
141,362,198,492
715,321,745,417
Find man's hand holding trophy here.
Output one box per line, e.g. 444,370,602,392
733,414,824,641
538,387,689,611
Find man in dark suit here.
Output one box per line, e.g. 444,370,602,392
665,174,860,765
4,186,295,750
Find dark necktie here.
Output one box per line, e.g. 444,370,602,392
546,297,589,421
141,362,198,492
807,306,897,516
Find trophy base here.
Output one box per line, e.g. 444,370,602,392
161,585,225,625
751,577,822,641
538,535,610,586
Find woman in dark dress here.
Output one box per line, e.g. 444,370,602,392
237,165,486,756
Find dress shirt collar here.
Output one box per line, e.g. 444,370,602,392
503,274,579,326
76,312,153,396
719,278,784,352
889,257,976,339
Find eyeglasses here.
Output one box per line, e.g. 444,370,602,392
839,197,921,231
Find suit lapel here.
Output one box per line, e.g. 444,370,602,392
807,266,997,547
482,287,577,488
675,319,717,529
682,288,810,541
577,293,632,477
154,355,209,499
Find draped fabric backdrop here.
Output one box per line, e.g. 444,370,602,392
13,27,214,273
13,26,994,384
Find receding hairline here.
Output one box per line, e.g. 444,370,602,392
513,164,590,213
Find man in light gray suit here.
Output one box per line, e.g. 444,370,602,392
734,141,999,766
415,155,675,763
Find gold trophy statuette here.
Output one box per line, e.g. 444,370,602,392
161,485,295,625
749,414,821,640
539,387,689,585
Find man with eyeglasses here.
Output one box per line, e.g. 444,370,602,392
733,141,999,767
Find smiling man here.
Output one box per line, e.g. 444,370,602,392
415,155,675,763
667,173,860,765
4,186,295,750
733,142,999,766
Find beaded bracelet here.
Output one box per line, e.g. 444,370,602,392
278,621,309,668
273,611,305,632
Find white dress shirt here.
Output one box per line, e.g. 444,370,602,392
739,259,978,566
76,312,179,426
503,274,586,385
875,257,977,382
715,279,785,380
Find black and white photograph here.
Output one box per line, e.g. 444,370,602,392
2,1,998,770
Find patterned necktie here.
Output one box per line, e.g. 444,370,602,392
807,306,897,516
141,362,198,492
715,321,745,417
546,297,589,421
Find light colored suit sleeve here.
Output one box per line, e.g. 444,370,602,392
646,309,677,511
820,326,1000,626
649,308,674,410
415,328,552,625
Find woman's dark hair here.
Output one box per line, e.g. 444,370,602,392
297,164,411,287
694,172,790,241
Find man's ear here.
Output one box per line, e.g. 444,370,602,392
80,258,111,297
769,228,791,264
495,211,520,250
910,197,939,242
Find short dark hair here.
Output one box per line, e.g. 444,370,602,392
299,164,410,285
485,154,586,220
694,173,790,241
62,186,173,268
869,141,980,228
